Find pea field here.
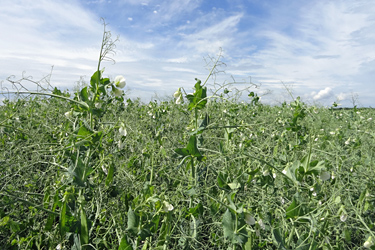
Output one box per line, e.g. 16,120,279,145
1,29,375,250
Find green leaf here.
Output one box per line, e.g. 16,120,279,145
90,70,101,88
45,213,55,231
105,164,115,186
174,135,204,161
119,236,133,250
9,220,20,233
101,77,110,86
186,135,204,161
286,198,298,219
217,172,230,190
0,216,9,226
80,87,89,102
286,197,304,219
199,113,210,129
187,79,207,111
68,154,92,187
188,203,204,217
222,209,235,241
306,161,325,175
283,161,300,185
127,207,139,236
77,125,93,138
174,148,190,157
272,227,286,249
80,206,89,246
222,209,247,245
60,201,67,236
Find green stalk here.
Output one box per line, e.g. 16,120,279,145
191,157,196,185
150,155,154,185
1,191,58,215
13,92,89,109
202,49,222,86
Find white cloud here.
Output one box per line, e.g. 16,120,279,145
0,0,104,91
178,13,243,54
313,87,333,100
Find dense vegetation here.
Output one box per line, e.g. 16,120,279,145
1,28,375,250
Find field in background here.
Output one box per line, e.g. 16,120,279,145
1,92,375,249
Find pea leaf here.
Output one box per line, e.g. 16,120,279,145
174,135,204,161
186,79,207,111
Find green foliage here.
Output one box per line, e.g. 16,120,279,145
1,26,375,250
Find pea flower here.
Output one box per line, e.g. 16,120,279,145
119,123,127,137
114,75,126,88
112,86,124,97
174,88,183,104
340,213,348,222
163,201,174,212
364,236,374,248
101,165,108,175
65,110,73,119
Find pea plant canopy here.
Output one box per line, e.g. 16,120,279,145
1,22,375,250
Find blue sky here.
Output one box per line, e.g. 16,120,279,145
1,0,375,106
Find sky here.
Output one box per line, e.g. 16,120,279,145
1,0,375,107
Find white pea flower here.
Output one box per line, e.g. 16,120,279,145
118,140,124,149
101,165,108,175
176,95,183,104
245,214,255,225
65,110,73,119
340,213,348,222
174,88,181,98
119,123,127,137
56,244,62,250
364,236,374,248
174,88,183,104
258,219,265,230
345,138,350,145
95,102,102,109
114,75,126,88
163,201,174,212
331,172,336,180
112,87,124,97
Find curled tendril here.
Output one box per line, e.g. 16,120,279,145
0,80,10,100
0,66,55,102
97,19,119,70
199,48,269,103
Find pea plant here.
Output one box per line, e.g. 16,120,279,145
1,24,375,250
